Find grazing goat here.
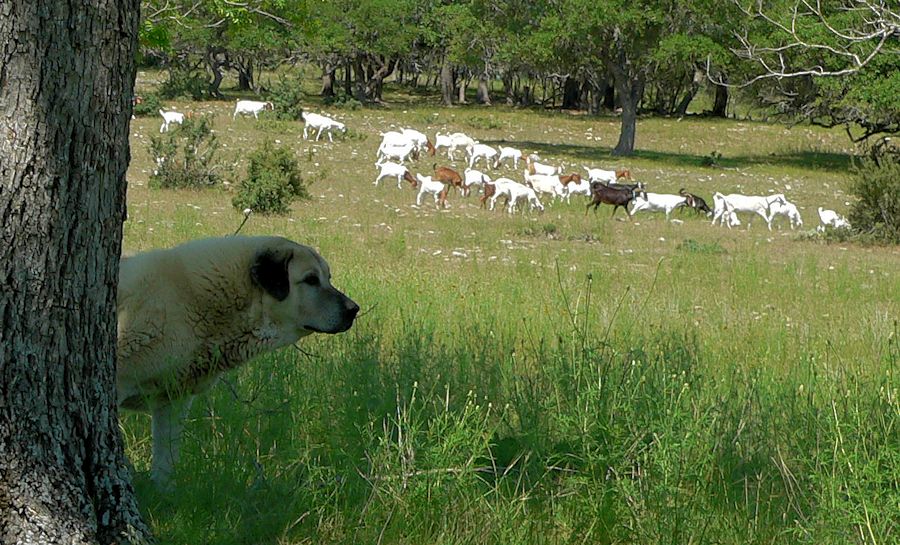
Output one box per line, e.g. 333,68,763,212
525,172,582,202
482,177,519,210
301,112,346,142
817,207,850,232
769,200,803,229
374,161,417,189
585,182,639,218
679,188,712,216
463,168,491,194
711,193,742,228
401,128,435,156
433,164,465,195
378,142,418,164
490,179,544,213
564,177,593,201
468,143,499,169
414,174,449,208
629,192,689,221
584,166,632,183
525,154,559,175
434,132,476,161
711,193,786,230
232,100,274,120
159,109,184,133
495,146,523,169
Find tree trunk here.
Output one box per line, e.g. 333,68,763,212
0,2,151,544
321,62,336,98
343,61,352,96
476,73,492,105
352,57,366,102
457,73,468,104
675,72,701,116
612,75,644,156
711,83,728,117
237,58,254,92
562,77,580,110
206,47,227,99
440,58,454,106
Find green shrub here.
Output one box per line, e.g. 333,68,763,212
159,69,207,100
323,91,362,110
232,141,310,215
847,149,900,243
132,93,162,117
700,150,722,168
148,116,221,190
268,76,305,120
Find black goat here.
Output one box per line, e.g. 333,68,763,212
586,181,639,218
679,188,712,216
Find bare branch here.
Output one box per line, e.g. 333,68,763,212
712,0,899,86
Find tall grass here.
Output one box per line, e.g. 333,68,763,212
122,75,898,544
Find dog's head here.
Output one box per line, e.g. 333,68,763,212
250,240,359,337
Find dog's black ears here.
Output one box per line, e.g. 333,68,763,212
251,248,293,301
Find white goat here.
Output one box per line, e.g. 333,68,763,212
159,109,184,133
463,168,491,194
486,178,521,211
492,181,544,214
374,161,416,189
583,166,631,184
401,128,434,156
564,177,593,201
232,100,273,120
629,192,688,221
524,171,571,202
378,142,418,164
434,132,476,161
524,154,559,175
414,174,448,208
711,193,742,228
495,146,523,169
468,143,499,169
769,200,803,229
712,193,787,230
301,112,346,142
817,207,851,232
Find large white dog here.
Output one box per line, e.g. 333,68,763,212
117,236,359,488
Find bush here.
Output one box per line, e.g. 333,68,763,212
159,69,207,100
132,93,162,117
148,116,222,189
847,147,900,243
323,91,362,110
267,76,305,121
232,141,310,215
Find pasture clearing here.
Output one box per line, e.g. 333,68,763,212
123,87,898,545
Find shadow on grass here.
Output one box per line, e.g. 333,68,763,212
479,138,853,173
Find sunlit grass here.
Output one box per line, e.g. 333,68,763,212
123,72,898,545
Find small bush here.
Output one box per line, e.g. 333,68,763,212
847,149,900,243
132,93,162,117
677,238,726,254
466,115,502,131
232,141,310,215
268,76,305,121
159,69,207,100
700,150,722,168
323,91,362,110
148,116,221,189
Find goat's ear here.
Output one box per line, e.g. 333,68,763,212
251,248,293,301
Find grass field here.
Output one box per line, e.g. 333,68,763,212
123,75,898,544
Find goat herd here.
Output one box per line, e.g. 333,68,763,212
155,101,852,232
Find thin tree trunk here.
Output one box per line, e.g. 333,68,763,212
562,77,580,109
440,58,453,106
458,73,468,104
612,75,644,156
711,83,728,117
476,73,491,105
0,1,151,543
343,61,352,96
321,62,336,98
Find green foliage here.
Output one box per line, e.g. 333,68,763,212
132,93,162,117
322,91,362,110
148,116,221,189
158,69,208,101
231,140,309,215
267,76,305,121
700,150,722,167
847,149,900,243
677,238,726,254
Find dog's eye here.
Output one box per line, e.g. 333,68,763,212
301,275,320,286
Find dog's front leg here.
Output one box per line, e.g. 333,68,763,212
151,396,194,490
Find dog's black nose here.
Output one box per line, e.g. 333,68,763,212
344,299,360,320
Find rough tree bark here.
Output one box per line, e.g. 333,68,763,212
711,82,729,117
612,72,645,156
476,73,491,105
440,58,454,106
0,1,151,544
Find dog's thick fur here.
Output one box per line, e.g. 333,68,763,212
117,236,358,487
